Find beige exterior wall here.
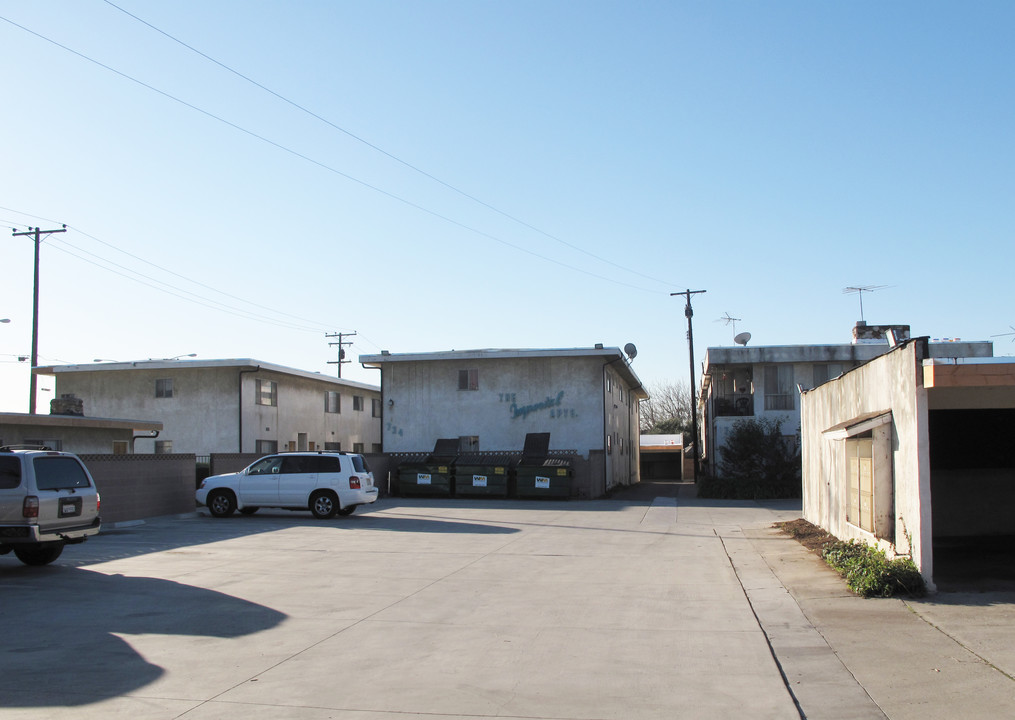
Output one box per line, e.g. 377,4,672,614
41,362,380,456
800,341,932,580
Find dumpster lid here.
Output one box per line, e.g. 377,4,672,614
428,438,460,462
455,452,515,467
521,432,551,459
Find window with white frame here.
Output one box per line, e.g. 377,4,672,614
764,365,794,411
256,379,277,406
156,378,173,398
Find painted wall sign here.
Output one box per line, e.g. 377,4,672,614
509,390,576,420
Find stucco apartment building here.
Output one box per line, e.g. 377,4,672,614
35,359,381,456
360,346,647,491
698,322,992,472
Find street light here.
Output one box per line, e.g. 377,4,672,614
93,358,121,363
166,353,197,360
0,318,10,324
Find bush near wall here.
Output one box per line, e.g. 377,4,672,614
698,418,801,499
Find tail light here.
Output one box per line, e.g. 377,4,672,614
97,493,101,512
349,476,361,489
23,496,39,519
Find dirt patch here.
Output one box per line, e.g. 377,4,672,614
774,518,837,555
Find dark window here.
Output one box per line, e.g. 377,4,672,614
0,457,22,489
156,378,174,398
458,369,478,391
281,456,315,474
32,457,91,490
764,365,795,411
372,398,382,417
313,456,342,473
248,456,283,475
371,443,383,453
353,442,365,453
324,442,341,452
351,455,369,473
353,396,364,411
325,391,341,414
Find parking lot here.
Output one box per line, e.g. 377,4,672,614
2,495,1014,719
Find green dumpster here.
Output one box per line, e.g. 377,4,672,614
453,453,512,498
512,432,573,499
396,438,459,497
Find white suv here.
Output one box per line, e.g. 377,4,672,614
196,452,378,519
0,447,102,566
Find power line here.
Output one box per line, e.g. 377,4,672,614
101,0,673,289
0,14,667,295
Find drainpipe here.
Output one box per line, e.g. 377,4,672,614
131,429,159,454
238,366,260,453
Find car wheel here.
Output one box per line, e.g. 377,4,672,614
207,490,236,518
310,490,338,519
337,505,356,516
238,507,259,515
13,543,64,566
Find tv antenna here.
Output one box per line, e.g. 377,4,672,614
715,312,741,339
843,285,890,323
991,325,1015,343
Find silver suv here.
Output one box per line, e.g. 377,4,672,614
0,447,102,566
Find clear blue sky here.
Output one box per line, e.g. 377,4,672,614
2,1,1013,413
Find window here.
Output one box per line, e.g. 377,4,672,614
156,378,174,398
33,457,91,490
325,391,341,414
606,434,612,455
372,443,383,453
324,442,341,451
256,439,278,454
764,365,794,411
155,440,173,454
256,379,277,406
812,363,845,388
248,456,283,474
459,436,479,452
353,396,364,411
713,367,753,417
372,398,382,417
458,369,478,391
353,442,365,453
112,441,128,455
0,457,22,489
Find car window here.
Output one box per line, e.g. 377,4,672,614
313,456,342,473
0,456,22,489
33,456,92,490
351,455,369,473
281,456,315,474
248,456,283,475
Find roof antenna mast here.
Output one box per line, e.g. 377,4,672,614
843,285,889,323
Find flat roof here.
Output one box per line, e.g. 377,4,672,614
0,412,163,431
34,358,380,392
360,346,647,397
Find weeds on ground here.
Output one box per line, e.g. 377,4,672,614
821,540,926,598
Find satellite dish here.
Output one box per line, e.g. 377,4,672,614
624,343,638,360
734,332,751,346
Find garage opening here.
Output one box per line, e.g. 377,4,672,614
929,408,1015,590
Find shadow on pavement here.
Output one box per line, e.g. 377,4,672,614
0,567,286,707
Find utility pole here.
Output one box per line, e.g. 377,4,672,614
12,225,66,414
326,331,356,378
671,288,706,481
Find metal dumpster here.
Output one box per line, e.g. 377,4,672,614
512,432,573,499
396,438,459,497
453,453,513,498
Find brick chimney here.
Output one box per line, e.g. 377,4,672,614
852,321,911,345
50,394,84,416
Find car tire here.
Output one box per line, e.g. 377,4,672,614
238,507,259,515
337,505,356,516
207,490,236,518
310,491,338,519
13,542,64,566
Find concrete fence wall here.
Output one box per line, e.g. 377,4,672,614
79,454,197,525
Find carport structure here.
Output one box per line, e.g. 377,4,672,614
800,338,1015,590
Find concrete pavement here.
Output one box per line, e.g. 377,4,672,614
1,489,1012,719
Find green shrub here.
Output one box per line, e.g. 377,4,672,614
698,418,801,499
821,540,925,598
